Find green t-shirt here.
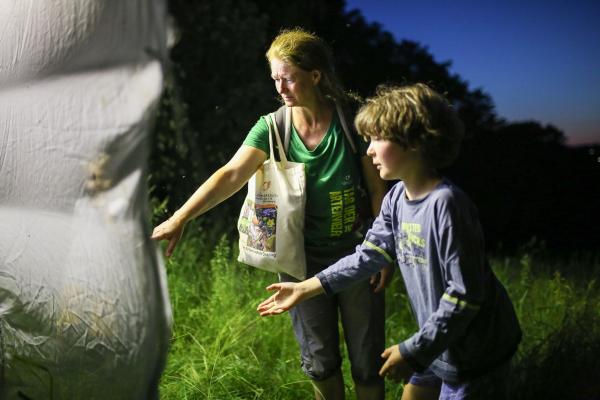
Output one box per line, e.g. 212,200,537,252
243,113,370,251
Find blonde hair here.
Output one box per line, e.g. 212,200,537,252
266,28,349,103
355,83,465,168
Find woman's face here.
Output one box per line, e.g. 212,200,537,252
269,58,320,107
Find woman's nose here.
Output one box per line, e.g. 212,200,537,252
279,81,288,93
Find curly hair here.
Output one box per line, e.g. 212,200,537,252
355,83,465,168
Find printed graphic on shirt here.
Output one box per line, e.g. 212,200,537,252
329,187,357,236
398,222,427,267
238,199,277,253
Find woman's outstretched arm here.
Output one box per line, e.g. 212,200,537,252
152,145,267,256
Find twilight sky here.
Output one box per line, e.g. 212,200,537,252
344,0,600,145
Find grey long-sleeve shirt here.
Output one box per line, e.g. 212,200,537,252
316,180,521,382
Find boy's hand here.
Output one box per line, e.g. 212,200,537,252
369,264,394,293
257,277,324,316
256,283,300,316
379,345,414,382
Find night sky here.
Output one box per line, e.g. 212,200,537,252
344,0,600,146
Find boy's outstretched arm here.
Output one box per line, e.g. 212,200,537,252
257,277,324,316
361,155,394,294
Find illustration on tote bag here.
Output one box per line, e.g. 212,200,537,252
238,199,277,253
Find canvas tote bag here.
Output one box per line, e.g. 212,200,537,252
237,113,307,280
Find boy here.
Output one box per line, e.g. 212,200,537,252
257,83,521,400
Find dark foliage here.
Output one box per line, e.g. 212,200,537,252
150,0,275,230
150,0,599,253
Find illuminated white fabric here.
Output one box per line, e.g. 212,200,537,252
0,1,171,398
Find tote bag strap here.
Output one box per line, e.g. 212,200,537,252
268,113,289,167
273,105,292,154
335,102,358,154
283,106,292,152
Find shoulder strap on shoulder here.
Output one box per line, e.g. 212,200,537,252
335,102,357,154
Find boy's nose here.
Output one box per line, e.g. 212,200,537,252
366,142,375,157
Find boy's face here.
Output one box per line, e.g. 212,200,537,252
366,137,418,180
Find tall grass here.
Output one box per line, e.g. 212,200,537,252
159,229,600,399
495,254,600,400
159,231,314,399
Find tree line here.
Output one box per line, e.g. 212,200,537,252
149,0,600,254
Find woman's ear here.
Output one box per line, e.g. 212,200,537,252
311,70,321,85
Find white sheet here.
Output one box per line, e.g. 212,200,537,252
0,1,171,398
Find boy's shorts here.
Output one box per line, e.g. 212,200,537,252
408,368,441,388
408,361,511,400
279,246,385,384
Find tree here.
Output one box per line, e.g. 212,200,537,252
152,0,597,253
150,0,274,225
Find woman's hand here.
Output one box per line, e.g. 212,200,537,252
379,345,414,382
151,216,185,257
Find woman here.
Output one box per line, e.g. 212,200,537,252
152,28,391,400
